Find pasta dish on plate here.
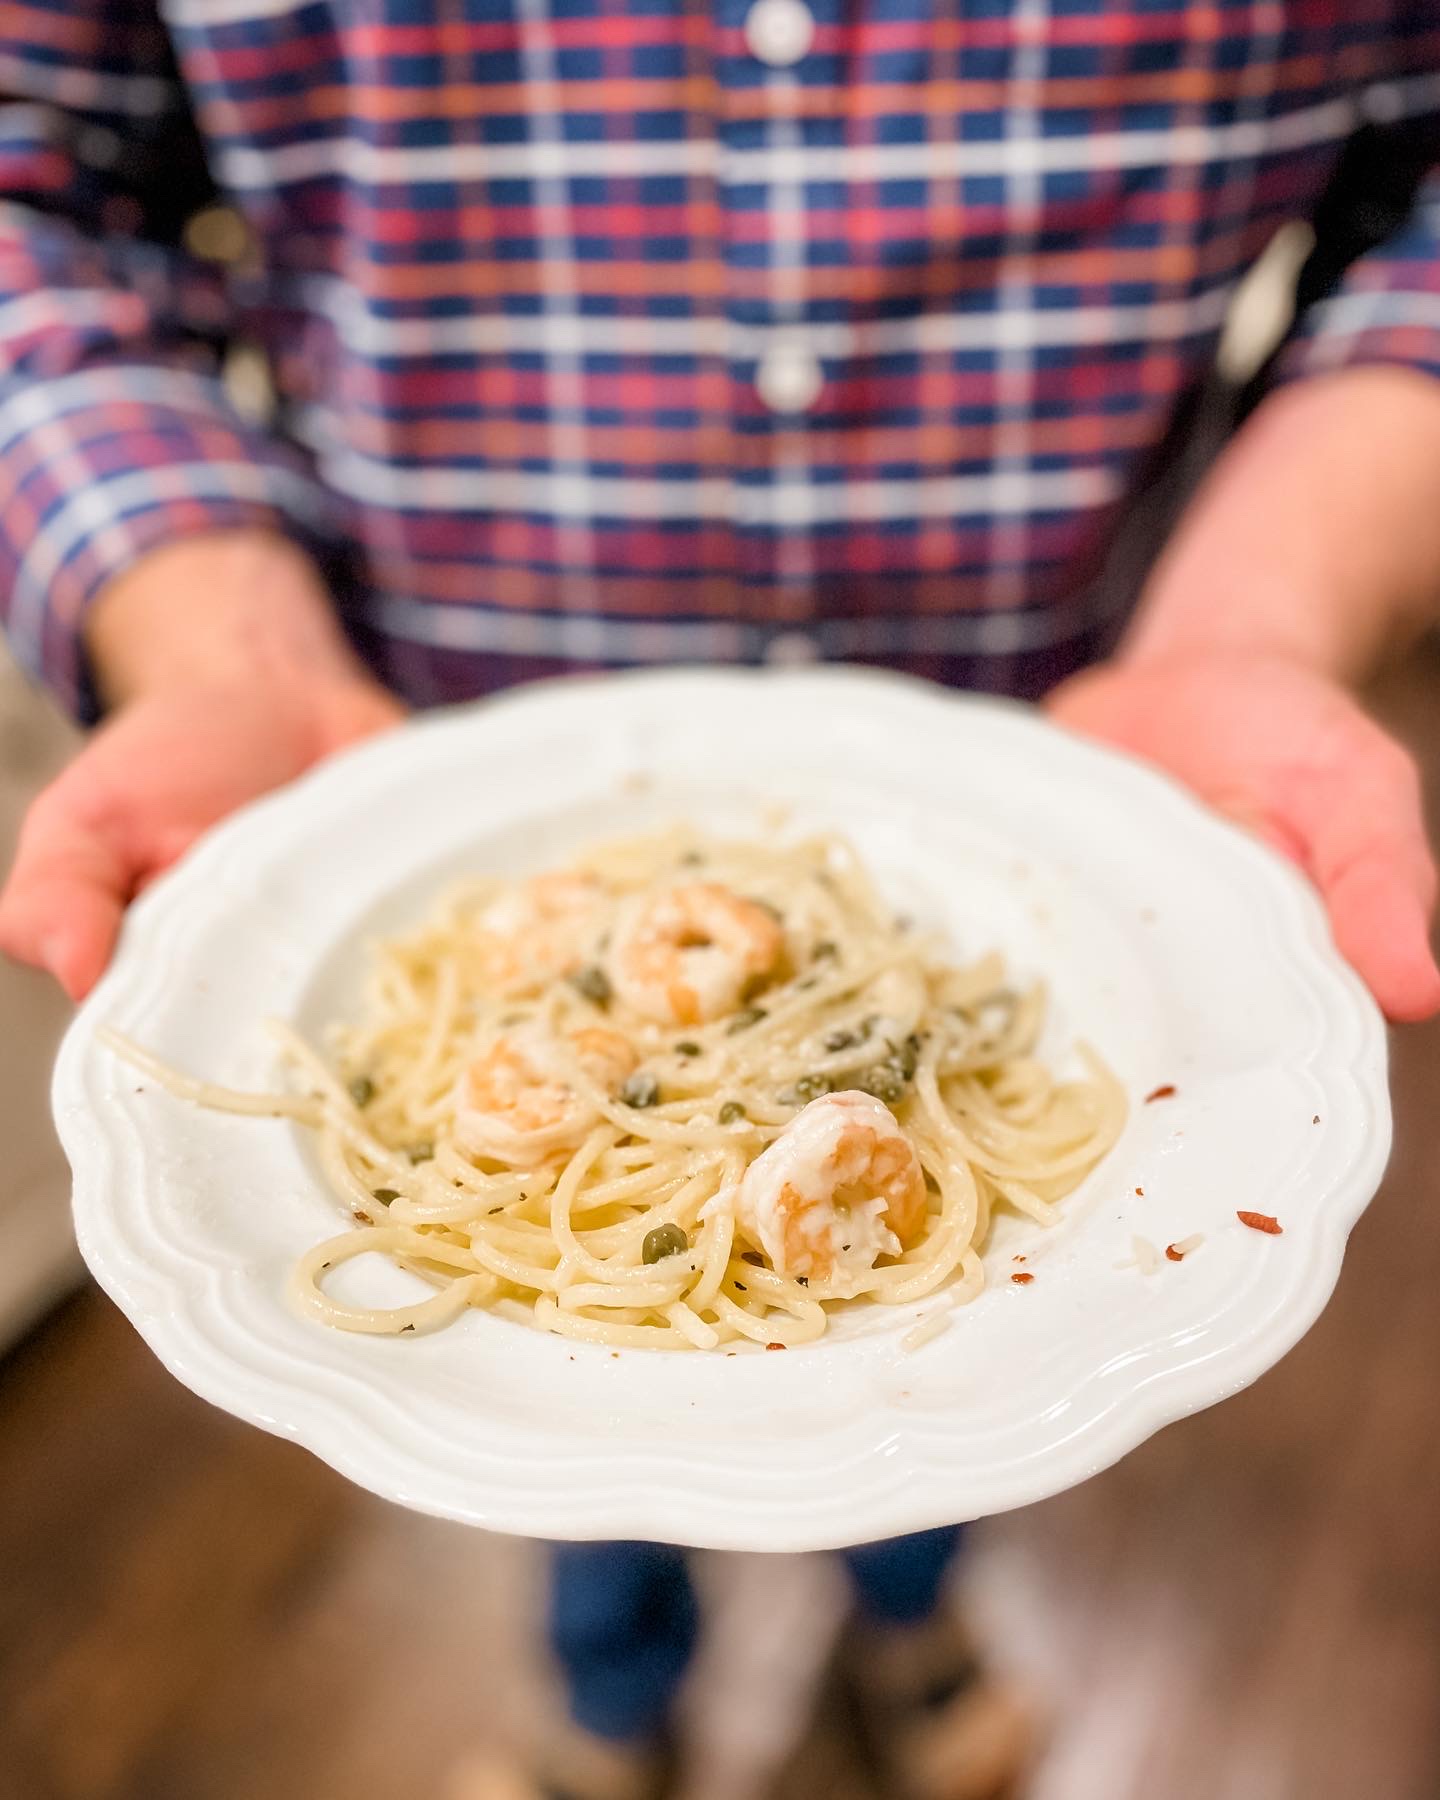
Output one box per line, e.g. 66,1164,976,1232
108,828,1123,1351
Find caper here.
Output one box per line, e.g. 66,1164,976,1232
569,964,612,1006
726,1006,767,1034
642,1222,689,1264
407,1141,434,1163
372,1187,400,1205
812,940,839,961
674,1040,702,1058
619,1071,661,1109
823,1025,865,1053
855,1063,906,1104
348,1075,375,1107
718,1100,747,1125
779,1073,832,1106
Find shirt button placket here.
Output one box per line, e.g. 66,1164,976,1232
721,0,824,641
740,0,823,432
743,0,815,69
755,338,824,415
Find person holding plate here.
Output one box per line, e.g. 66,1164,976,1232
1,2,1439,1796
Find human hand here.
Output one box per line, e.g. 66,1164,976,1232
0,676,403,1000
1046,650,1440,1023
0,529,404,1000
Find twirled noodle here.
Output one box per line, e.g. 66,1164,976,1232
104,827,1124,1350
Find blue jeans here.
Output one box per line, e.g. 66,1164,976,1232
549,1527,964,1742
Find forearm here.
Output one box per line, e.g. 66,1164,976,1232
0,1,345,720
1122,366,1440,684
86,530,381,711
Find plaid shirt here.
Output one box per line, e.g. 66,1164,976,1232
1,0,1438,717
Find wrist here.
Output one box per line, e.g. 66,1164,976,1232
1120,599,1344,687
1122,367,1440,686
85,529,378,711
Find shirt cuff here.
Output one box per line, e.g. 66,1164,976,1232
1275,172,1440,389
0,362,340,720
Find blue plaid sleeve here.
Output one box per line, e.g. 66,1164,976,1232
1280,166,1440,390
0,0,337,720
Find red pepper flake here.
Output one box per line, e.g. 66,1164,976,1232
1012,1254,1027,1263
765,1341,787,1351
1134,1186,1144,1196
1312,1115,1320,1125
1144,1084,1177,1103
611,1351,620,1359
1237,1211,1283,1235
1165,1243,1185,1262
1011,1272,1035,1286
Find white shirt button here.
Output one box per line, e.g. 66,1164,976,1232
756,341,824,413
743,0,815,69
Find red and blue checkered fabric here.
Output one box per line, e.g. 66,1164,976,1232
1,0,1437,715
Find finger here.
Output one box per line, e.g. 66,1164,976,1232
1050,670,1440,1022
1324,849,1440,1024
1289,741,1440,1024
1042,670,1115,736
0,799,131,1001
1135,771,1439,1017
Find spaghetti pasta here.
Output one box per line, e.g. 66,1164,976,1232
105,827,1124,1349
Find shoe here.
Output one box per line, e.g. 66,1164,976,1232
835,1607,1039,1800
446,1717,675,1800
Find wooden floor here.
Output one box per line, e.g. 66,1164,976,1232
5,648,1440,1800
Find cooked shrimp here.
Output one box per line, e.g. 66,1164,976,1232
607,882,784,1025
451,1025,636,1164
733,1090,928,1285
473,872,603,987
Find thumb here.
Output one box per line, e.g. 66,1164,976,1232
1227,785,1440,1021
0,787,133,1001
313,681,410,754
1314,826,1440,1025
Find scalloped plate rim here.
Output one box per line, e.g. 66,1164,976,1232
54,667,1391,1550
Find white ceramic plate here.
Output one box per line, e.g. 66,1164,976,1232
54,668,1390,1551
